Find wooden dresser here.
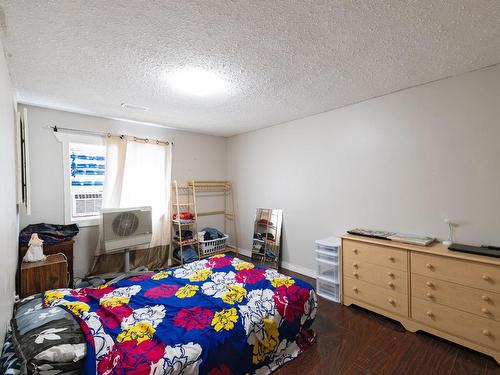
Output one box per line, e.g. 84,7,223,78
341,234,500,364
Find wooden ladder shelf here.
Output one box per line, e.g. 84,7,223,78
170,180,238,265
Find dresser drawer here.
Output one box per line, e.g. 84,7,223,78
344,260,408,294
412,274,500,322
344,277,408,316
411,252,500,294
343,240,408,271
412,298,500,350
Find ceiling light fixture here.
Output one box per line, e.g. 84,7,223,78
121,103,149,111
166,67,229,97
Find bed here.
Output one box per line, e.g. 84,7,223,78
8,254,317,374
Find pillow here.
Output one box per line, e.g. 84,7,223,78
11,295,86,374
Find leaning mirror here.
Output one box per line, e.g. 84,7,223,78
251,208,283,269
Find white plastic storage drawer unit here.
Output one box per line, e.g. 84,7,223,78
315,237,341,302
316,259,339,283
315,248,338,263
316,278,340,302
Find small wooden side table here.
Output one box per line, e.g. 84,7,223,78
20,253,68,298
18,240,74,291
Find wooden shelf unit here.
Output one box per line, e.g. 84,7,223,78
188,180,238,256
170,180,238,264
170,180,199,265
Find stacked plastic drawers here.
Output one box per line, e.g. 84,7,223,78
315,237,341,302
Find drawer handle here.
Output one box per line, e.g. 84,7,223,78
482,329,492,337
353,249,359,254
353,272,359,278
426,311,434,318
425,263,434,270
482,275,491,281
387,282,394,288
426,281,434,288
353,263,359,269
482,295,490,302
481,308,491,315
387,271,394,278
426,292,434,299
388,256,395,262
388,298,395,305
353,287,358,293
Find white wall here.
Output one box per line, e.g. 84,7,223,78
228,64,500,277
0,39,18,347
19,105,227,277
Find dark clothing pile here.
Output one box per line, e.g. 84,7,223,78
253,232,275,241
176,230,193,238
253,231,277,261
19,223,79,245
173,246,199,263
174,230,193,241
265,247,277,261
201,227,225,241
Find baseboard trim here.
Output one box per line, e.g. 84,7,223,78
237,248,252,258
280,260,316,279
235,248,316,280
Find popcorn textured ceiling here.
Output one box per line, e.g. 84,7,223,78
1,1,499,136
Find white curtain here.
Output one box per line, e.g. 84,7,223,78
95,136,172,255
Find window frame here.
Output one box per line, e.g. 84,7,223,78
54,131,106,227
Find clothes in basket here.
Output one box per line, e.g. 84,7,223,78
199,227,225,241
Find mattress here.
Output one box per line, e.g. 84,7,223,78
38,254,317,374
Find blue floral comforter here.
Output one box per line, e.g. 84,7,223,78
42,254,317,374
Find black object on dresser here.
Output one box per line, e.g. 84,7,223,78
449,243,500,258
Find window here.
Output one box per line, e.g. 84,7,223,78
69,142,106,221
54,132,106,226
15,108,31,214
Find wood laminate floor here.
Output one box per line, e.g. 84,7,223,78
275,267,500,375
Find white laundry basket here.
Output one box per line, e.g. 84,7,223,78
199,235,229,256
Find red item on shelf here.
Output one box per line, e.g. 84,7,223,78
173,212,194,220
258,219,274,226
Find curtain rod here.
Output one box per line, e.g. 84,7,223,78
49,125,173,146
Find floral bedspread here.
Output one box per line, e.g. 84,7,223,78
42,254,317,374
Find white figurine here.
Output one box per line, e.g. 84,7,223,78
23,233,46,262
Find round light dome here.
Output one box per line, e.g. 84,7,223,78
167,67,229,97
